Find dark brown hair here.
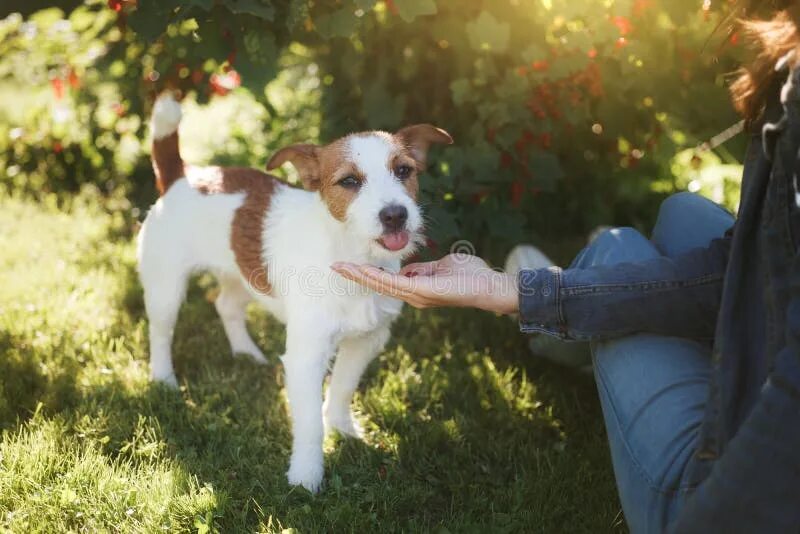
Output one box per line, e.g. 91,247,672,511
730,2,800,122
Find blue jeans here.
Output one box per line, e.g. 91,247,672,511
571,193,734,533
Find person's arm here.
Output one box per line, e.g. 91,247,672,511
331,254,519,314
333,234,731,341
667,249,800,533
519,234,732,341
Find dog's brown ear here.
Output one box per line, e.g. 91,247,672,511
395,124,453,169
267,144,321,191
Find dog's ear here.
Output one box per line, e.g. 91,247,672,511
395,124,453,169
267,144,321,191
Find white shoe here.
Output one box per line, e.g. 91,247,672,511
503,244,555,279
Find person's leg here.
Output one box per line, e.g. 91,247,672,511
592,335,711,533
651,191,734,256
570,226,661,268
524,228,658,368
589,194,733,533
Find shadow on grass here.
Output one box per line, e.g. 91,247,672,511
0,330,80,429
26,237,621,531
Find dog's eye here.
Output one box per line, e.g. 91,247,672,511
337,175,361,189
394,165,413,180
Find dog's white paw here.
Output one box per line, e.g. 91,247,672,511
324,411,364,439
152,372,178,388
286,457,324,493
233,344,269,365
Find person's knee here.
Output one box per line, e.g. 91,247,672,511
584,227,658,266
592,226,647,252
653,192,733,256
656,192,712,228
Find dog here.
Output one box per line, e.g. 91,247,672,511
137,93,452,492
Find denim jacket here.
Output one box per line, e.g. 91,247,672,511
518,60,800,532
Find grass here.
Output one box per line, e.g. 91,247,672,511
0,193,624,532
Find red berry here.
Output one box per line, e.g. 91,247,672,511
210,69,241,96
612,16,632,36
531,60,549,72
68,69,80,89
50,77,64,100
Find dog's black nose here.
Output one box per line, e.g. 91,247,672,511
379,205,408,232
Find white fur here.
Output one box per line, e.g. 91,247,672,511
151,93,182,140
138,120,422,492
344,134,425,261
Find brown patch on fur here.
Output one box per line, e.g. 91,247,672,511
731,7,800,124
394,124,453,170
390,153,420,200
267,138,358,221
317,143,361,221
266,126,451,222
152,132,185,195
188,166,281,295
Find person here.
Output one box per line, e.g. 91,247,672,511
332,2,800,532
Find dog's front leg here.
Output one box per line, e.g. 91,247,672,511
324,326,390,438
281,317,336,493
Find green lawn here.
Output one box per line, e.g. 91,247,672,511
0,194,623,532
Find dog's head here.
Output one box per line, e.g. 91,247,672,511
267,125,452,259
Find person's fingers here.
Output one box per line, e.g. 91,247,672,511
356,265,421,295
331,262,389,292
400,260,440,277
331,262,420,299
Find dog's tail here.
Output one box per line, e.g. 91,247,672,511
150,92,185,196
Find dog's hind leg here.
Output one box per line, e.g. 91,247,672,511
324,327,390,439
214,275,267,364
142,266,188,387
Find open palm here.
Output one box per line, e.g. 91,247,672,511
331,253,519,315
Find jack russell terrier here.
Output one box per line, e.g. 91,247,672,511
137,93,452,492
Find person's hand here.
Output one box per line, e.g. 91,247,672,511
331,253,519,315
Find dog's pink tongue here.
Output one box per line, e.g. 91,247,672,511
381,231,409,251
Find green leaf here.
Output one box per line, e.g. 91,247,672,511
363,81,405,129
488,210,526,240
354,0,378,9
315,8,359,39
466,11,510,53
449,79,472,107
529,152,564,191
127,10,171,42
236,31,278,91
521,43,546,63
395,0,437,23
228,0,275,21
184,0,214,11
425,205,459,243
286,0,309,30
242,30,277,61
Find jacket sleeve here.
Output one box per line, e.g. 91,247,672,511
517,234,731,341
668,248,800,533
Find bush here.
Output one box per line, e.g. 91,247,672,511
0,0,747,259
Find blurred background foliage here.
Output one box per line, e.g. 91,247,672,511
0,0,749,261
